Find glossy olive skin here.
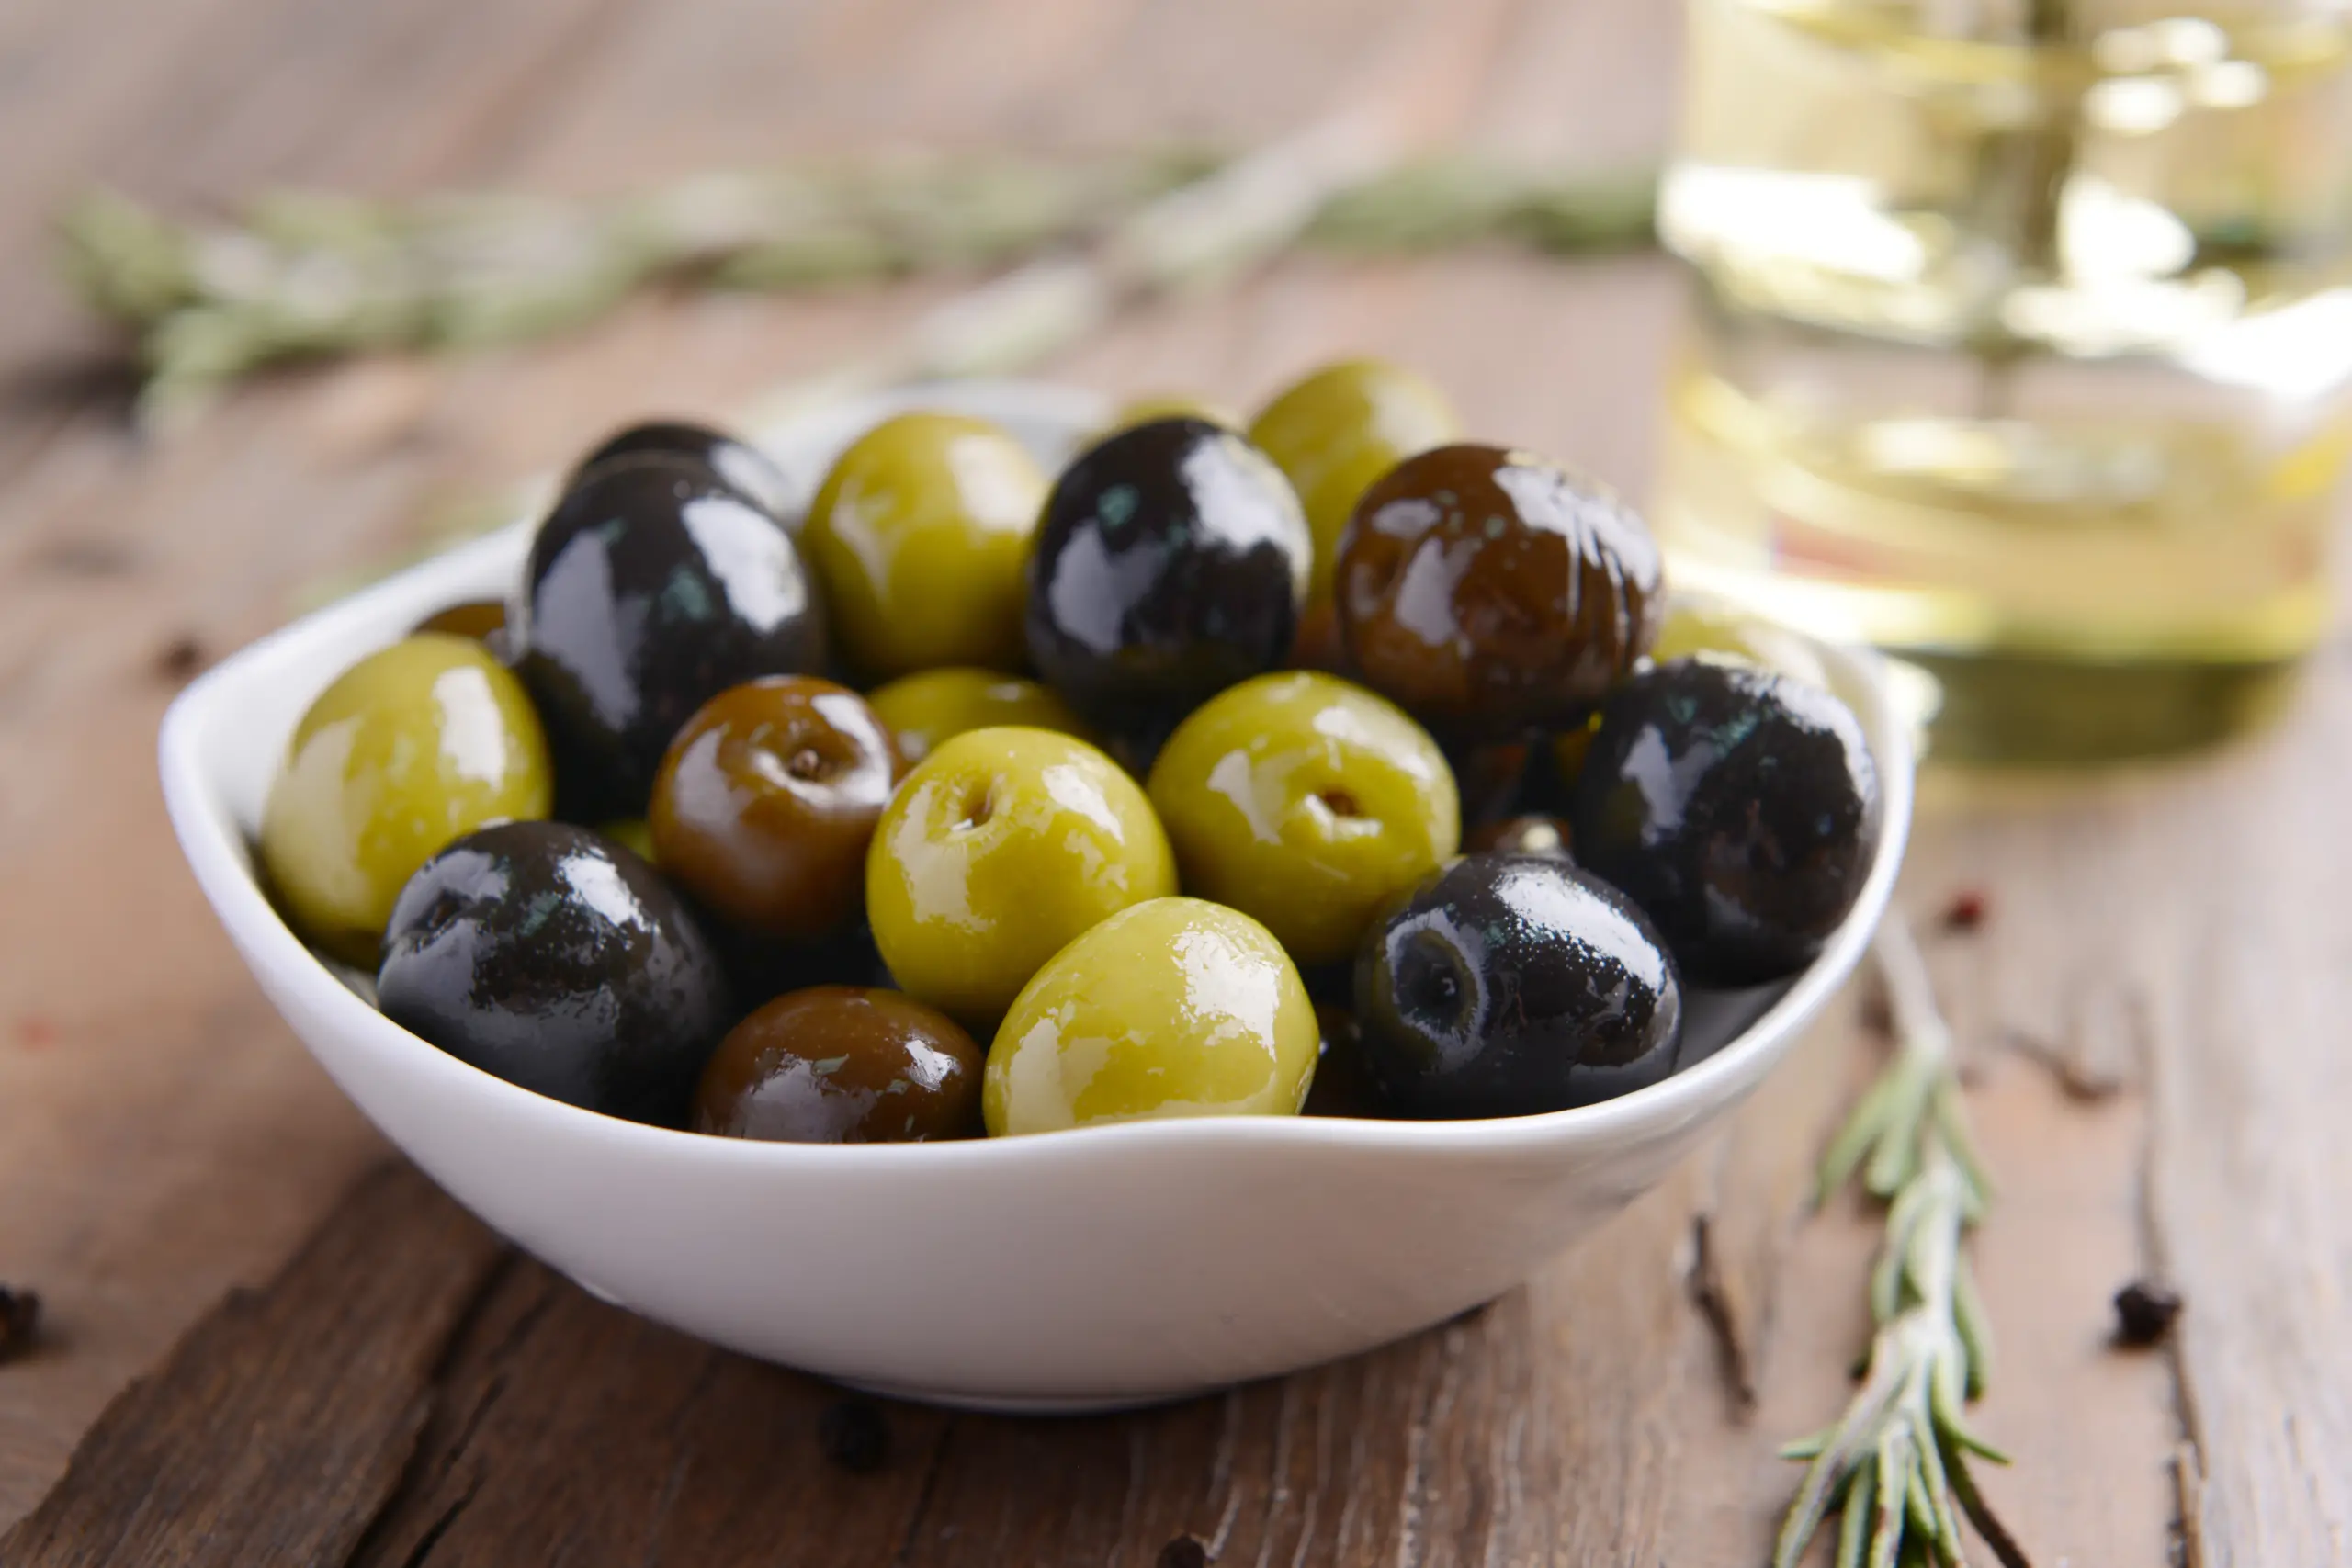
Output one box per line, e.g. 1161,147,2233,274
574,419,797,522
649,676,899,942
515,456,827,815
413,599,510,658
865,668,1090,768
1247,358,1457,604
1355,854,1683,1119
378,822,730,1125
1465,814,1573,861
261,635,551,966
1335,444,1663,742
1024,418,1310,754
695,987,983,1144
803,412,1047,679
1568,658,1880,987
1148,671,1459,968
867,727,1178,1027
985,897,1317,1135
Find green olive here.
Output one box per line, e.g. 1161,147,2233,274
865,668,1091,767
984,897,1318,1135
1148,671,1458,967
1246,359,1458,604
596,818,657,862
802,412,1048,679
866,727,1177,1027
1106,392,1243,434
261,635,551,965
1649,603,1830,687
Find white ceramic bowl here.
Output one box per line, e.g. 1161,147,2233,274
159,380,1913,1412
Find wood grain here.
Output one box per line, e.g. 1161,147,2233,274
0,1166,505,1568
0,0,2339,1561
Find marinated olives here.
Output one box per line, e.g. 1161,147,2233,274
574,419,797,522
865,668,1089,768
695,987,983,1143
649,676,899,942
378,821,730,1124
1335,445,1662,741
261,634,551,965
868,727,1177,1026
1247,358,1457,604
515,455,827,814
1148,671,1458,967
985,897,1317,1135
1568,658,1880,987
274,384,1883,1145
802,412,1047,679
1024,418,1310,754
1354,854,1683,1119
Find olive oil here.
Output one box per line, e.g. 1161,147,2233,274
1657,0,2352,761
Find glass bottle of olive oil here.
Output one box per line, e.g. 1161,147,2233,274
1656,0,2352,761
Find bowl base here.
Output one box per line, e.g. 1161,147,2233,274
833,1375,1203,1416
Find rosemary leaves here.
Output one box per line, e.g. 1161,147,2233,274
59,152,1655,428
1776,915,2028,1568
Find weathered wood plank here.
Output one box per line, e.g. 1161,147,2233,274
0,1166,506,1568
2136,677,2352,1565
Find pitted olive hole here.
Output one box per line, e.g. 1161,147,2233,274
1396,936,1472,1032
1404,964,1460,1014
418,890,469,941
955,784,996,831
1316,787,1362,818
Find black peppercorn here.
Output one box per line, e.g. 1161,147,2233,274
1157,1533,1212,1568
818,1397,889,1472
2112,1280,2182,1347
0,1286,40,1363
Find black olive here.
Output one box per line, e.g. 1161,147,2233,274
514,455,828,816
573,419,798,524
1353,853,1683,1118
378,821,732,1126
1567,657,1881,987
1023,417,1309,759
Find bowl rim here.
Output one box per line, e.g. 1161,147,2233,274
157,379,1915,1172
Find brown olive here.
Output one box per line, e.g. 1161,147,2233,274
1465,814,1574,861
1334,444,1662,742
695,987,984,1143
650,676,899,942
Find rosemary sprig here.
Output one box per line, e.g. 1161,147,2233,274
58,152,1654,429
1776,915,2029,1568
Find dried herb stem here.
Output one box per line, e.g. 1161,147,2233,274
59,150,1655,429
1776,915,2026,1568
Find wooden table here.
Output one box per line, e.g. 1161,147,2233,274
0,0,2345,1562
